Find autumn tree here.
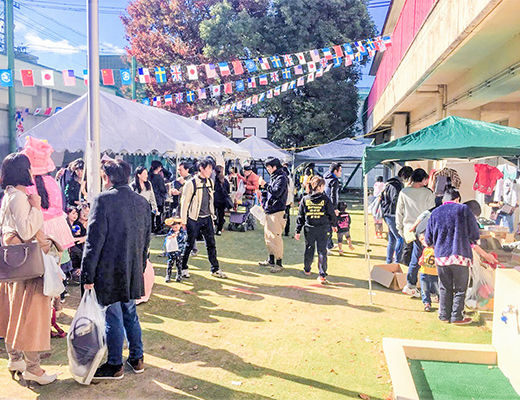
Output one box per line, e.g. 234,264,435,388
200,0,375,147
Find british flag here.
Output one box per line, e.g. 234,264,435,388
170,65,183,82
270,71,279,82
320,58,328,69
283,54,294,67
175,92,183,103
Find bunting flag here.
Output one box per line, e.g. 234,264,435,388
175,93,183,103
259,75,268,85
259,58,270,70
274,86,281,96
333,45,343,57
155,67,167,83
43,107,53,116
294,65,303,75
282,68,291,80
63,69,76,86
248,77,256,89
267,89,273,99
316,69,323,78
382,35,393,48
232,60,244,75
354,41,367,55
307,62,316,73
138,68,151,83
171,65,182,82
153,96,161,106
270,56,282,69
0,70,13,87
319,58,328,69
101,69,115,85
332,54,342,67
187,65,198,80
83,69,88,85
206,63,217,79
281,82,289,92
310,49,320,62
322,47,332,60
21,70,34,87
164,94,173,105
245,59,257,73
270,71,279,82
198,88,207,99
187,90,196,102
41,70,54,86
142,98,150,106
211,85,221,97
218,62,231,76
296,52,306,64
120,69,132,85
33,108,42,116
284,54,294,67
307,72,315,83
236,80,245,92
224,82,233,94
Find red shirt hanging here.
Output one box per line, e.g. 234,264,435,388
473,164,503,195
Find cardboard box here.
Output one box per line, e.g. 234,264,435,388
371,264,408,290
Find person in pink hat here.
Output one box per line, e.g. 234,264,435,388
22,137,76,306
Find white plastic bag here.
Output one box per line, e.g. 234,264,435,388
465,250,495,310
250,205,267,226
67,288,107,385
43,252,65,298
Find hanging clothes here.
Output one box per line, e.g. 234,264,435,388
493,164,519,201
473,164,503,195
430,167,461,195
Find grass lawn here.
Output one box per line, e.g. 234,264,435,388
0,208,492,399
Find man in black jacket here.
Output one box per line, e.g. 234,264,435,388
324,163,342,250
259,157,289,272
82,159,151,380
380,166,413,264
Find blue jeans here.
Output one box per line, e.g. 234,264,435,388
384,216,403,264
105,300,143,365
496,212,515,233
406,240,422,287
420,274,439,305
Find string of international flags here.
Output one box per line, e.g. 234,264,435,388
3,34,392,122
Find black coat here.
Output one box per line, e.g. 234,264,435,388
262,168,289,214
295,192,337,234
149,172,168,207
324,171,340,208
380,177,403,217
214,178,230,206
81,184,152,306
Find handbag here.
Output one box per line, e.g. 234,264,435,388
0,192,45,283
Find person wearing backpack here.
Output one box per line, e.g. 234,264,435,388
380,166,413,264
180,158,227,279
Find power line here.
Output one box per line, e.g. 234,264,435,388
22,4,87,39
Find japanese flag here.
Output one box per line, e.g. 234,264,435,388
41,70,55,86
187,65,198,80
307,62,316,73
211,85,221,97
296,53,306,65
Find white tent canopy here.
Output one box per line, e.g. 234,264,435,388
238,135,292,162
19,91,249,160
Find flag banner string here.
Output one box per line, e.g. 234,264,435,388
0,35,392,89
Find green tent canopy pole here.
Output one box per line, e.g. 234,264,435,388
364,173,373,304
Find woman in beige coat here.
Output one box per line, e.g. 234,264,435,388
0,153,56,385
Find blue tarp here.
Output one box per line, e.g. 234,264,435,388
294,137,369,165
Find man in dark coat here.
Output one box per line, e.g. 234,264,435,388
149,160,168,233
259,157,289,272
324,162,342,250
82,159,151,380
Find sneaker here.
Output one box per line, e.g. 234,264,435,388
439,317,450,323
452,317,473,325
165,275,171,283
216,231,222,236
191,249,198,257
175,274,183,282
432,295,439,303
94,363,124,380
270,265,284,273
402,285,421,298
349,245,355,251
127,357,144,374
182,270,191,278
258,259,274,267
327,249,333,256
424,303,431,312
211,270,228,279
303,270,311,276
317,276,330,284
338,250,344,256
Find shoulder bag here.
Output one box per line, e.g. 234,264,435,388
0,192,45,283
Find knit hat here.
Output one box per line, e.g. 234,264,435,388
21,136,56,175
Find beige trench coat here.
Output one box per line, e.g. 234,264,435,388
0,186,51,352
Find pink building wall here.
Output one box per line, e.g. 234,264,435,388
367,0,437,115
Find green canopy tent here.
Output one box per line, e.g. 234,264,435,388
361,116,520,303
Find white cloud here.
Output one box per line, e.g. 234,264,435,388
100,42,125,55
24,32,87,54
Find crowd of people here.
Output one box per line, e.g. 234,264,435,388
0,137,354,384
373,166,499,324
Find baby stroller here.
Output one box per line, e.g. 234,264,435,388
228,204,256,232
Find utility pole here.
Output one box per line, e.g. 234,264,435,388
131,56,136,100
6,0,16,152
86,0,101,199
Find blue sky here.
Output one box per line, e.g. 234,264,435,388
11,0,388,89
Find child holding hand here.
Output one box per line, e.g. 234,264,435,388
336,202,354,254
164,217,188,282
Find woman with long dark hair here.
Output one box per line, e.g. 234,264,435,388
149,160,168,233
0,153,57,385
64,158,85,206
214,165,230,235
131,166,158,221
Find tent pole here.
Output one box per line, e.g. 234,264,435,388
363,173,373,304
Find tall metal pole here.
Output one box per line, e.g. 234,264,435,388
6,0,16,153
131,56,137,100
363,173,373,304
87,0,101,199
